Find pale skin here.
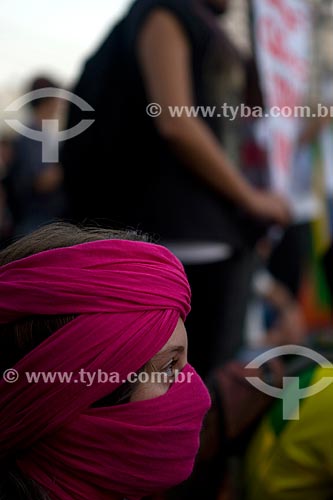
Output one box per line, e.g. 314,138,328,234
137,7,291,225
130,318,188,401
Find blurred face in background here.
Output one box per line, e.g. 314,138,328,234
205,0,229,15
33,97,61,123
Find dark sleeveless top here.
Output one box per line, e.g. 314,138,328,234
63,0,258,249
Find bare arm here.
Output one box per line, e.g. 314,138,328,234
137,10,290,224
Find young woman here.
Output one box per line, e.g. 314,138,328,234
0,223,211,500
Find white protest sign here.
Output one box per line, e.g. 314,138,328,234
253,0,312,196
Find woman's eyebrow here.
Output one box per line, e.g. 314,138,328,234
153,345,185,359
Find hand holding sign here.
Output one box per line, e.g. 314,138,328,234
245,188,291,226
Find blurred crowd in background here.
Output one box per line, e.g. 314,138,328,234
0,0,332,498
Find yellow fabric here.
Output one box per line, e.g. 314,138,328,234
245,367,333,500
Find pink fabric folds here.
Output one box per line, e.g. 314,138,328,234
17,363,211,500
0,239,190,323
0,240,211,500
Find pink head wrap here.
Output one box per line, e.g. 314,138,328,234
0,240,211,500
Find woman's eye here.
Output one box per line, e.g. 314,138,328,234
165,365,173,376
163,358,177,377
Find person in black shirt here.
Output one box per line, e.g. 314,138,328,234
6,77,65,240
63,0,291,377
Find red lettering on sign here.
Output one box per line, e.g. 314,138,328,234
271,73,299,107
266,0,305,29
259,18,307,78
